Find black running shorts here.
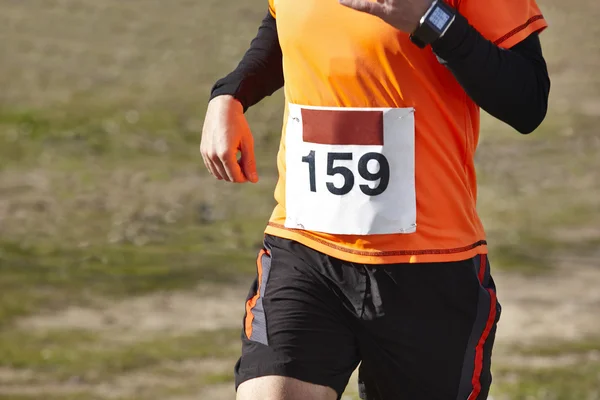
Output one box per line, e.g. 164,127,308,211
234,234,501,400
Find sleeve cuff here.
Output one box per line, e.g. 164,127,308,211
430,12,473,63
210,75,248,112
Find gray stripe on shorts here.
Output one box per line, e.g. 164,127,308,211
249,251,272,346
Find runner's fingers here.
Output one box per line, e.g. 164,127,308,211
209,152,231,181
205,155,225,180
200,144,222,180
204,157,223,181
203,149,228,180
338,0,385,16
240,136,259,183
222,153,248,183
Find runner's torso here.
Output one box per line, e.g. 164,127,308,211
264,0,546,264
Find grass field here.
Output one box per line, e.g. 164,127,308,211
0,0,599,399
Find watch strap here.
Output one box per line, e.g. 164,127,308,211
410,0,457,49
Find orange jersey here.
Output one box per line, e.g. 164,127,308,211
264,0,548,264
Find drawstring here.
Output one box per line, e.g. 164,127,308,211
360,265,385,320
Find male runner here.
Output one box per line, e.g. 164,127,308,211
201,0,550,398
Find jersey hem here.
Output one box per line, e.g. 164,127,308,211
264,223,488,264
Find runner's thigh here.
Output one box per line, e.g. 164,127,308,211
357,255,501,400
235,235,361,399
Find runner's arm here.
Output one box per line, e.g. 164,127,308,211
432,14,550,134
210,10,550,135
209,12,283,112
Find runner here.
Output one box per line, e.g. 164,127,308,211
201,0,550,398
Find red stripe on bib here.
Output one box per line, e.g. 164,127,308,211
301,109,384,146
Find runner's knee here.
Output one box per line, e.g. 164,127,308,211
236,376,338,400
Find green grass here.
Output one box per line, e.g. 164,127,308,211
491,337,600,399
0,328,239,381
512,337,600,358
489,228,600,274
490,242,552,275
0,105,276,324
0,107,202,165
0,235,258,324
0,99,283,170
493,362,600,400
0,395,100,400
201,372,235,385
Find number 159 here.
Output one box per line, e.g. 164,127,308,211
301,151,390,196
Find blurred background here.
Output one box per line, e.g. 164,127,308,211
0,0,598,399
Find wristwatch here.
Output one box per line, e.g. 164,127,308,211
409,0,457,49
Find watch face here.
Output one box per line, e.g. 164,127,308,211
428,6,452,33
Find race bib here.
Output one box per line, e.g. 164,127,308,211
284,103,416,235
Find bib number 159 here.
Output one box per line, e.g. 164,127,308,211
301,151,390,196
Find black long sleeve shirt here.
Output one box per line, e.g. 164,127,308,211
210,11,550,134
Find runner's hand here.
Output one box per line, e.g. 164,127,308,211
200,95,259,183
339,0,434,33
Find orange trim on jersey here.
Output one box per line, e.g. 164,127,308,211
267,222,486,256
468,255,498,400
494,15,545,46
244,249,266,339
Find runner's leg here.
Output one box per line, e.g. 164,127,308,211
234,235,361,400
356,255,501,400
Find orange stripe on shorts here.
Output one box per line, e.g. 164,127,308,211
469,255,497,400
244,249,266,339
